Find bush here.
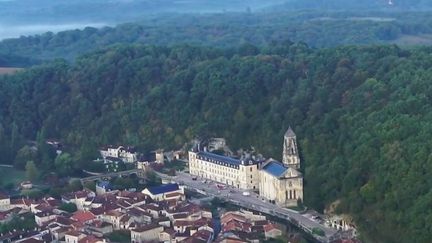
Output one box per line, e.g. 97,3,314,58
59,203,77,213
312,227,325,236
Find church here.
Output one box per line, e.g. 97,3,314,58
188,127,304,207
259,127,303,207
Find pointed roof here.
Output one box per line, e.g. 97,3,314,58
285,127,296,137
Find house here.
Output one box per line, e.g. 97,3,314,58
182,229,213,243
131,224,164,243
100,210,126,230
127,207,153,224
142,184,184,202
62,190,95,210
10,198,32,210
21,181,33,190
35,211,57,226
100,145,137,163
65,231,86,243
0,192,11,211
71,211,96,225
139,203,163,218
159,228,176,243
86,220,113,236
263,223,282,239
51,226,73,241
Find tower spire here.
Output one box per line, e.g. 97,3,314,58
283,126,300,169
285,126,296,137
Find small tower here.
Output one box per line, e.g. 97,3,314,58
283,127,300,169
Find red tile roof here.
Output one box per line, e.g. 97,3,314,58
71,211,96,223
263,223,280,232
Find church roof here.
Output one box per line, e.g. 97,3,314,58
285,127,296,137
261,161,287,177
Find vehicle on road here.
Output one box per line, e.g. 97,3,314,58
192,177,197,180
242,191,250,196
216,184,226,190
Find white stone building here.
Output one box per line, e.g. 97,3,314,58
259,160,303,207
188,127,304,207
131,224,164,243
100,145,137,163
0,193,11,211
188,150,261,190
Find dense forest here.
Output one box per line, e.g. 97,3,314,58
1,10,432,64
0,43,432,242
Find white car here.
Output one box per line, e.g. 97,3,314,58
242,191,250,196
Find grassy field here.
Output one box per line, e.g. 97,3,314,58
0,166,26,187
0,67,23,75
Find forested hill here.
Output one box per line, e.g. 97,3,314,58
1,43,432,241
1,11,432,63
277,0,432,10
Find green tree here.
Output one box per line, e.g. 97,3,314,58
59,203,77,213
68,179,83,192
14,145,37,169
54,153,74,176
25,161,39,181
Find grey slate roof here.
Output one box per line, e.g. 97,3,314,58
197,151,241,167
285,127,296,137
262,161,287,177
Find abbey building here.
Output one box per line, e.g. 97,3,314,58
188,127,303,207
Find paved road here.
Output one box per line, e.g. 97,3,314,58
80,169,142,182
156,171,338,242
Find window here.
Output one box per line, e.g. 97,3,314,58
250,167,252,172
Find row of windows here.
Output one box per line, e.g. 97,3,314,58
192,158,256,172
192,159,240,172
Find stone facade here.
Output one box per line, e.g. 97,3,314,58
188,128,304,207
188,150,261,190
282,127,300,169
100,145,137,163
259,161,303,207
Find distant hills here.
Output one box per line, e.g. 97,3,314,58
1,10,432,65
272,0,432,11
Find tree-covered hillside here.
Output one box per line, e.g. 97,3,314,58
277,0,432,10
1,43,432,242
1,11,432,63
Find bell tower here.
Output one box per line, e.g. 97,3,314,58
283,127,300,169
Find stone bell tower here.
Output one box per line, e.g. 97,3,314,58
283,127,300,169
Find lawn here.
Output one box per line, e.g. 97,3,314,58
0,166,26,188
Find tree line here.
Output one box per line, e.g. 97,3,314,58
1,10,432,65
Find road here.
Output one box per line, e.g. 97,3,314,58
80,169,142,183
156,171,338,243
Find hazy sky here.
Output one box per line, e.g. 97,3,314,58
0,0,284,40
